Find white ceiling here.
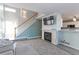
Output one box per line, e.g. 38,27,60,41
5,3,79,20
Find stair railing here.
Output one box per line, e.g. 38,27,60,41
14,13,38,39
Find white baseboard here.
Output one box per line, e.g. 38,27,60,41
26,36,41,39
60,43,79,50
16,36,41,40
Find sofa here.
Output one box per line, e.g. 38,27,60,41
0,39,15,55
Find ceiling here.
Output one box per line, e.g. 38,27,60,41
5,3,79,20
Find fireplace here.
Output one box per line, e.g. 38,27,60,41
44,32,51,42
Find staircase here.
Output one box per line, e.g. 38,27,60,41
15,13,38,39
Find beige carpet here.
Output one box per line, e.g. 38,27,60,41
15,45,38,55
15,38,70,55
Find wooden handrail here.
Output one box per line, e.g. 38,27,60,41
14,12,38,38
15,13,38,29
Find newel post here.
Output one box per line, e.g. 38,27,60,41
14,27,16,39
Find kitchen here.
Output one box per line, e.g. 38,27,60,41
59,16,79,50
42,13,79,50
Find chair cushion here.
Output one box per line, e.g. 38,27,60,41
0,50,13,55
0,39,14,53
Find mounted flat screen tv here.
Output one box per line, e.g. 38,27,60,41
43,16,55,25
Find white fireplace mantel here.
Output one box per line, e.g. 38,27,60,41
42,13,63,45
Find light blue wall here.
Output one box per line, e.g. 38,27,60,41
59,31,79,50
58,31,63,44
16,20,42,39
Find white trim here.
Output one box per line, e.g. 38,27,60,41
60,43,79,50
16,17,36,37
27,36,41,39
16,36,41,40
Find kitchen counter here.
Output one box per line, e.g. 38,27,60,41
60,29,79,32
59,29,79,50
60,27,79,32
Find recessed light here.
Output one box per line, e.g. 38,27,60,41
73,16,76,22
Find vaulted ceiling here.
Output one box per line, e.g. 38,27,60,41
5,3,79,20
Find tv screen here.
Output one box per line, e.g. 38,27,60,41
43,16,55,25
50,16,54,20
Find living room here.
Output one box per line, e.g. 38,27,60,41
0,2,79,56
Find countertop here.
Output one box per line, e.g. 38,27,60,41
60,27,79,32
